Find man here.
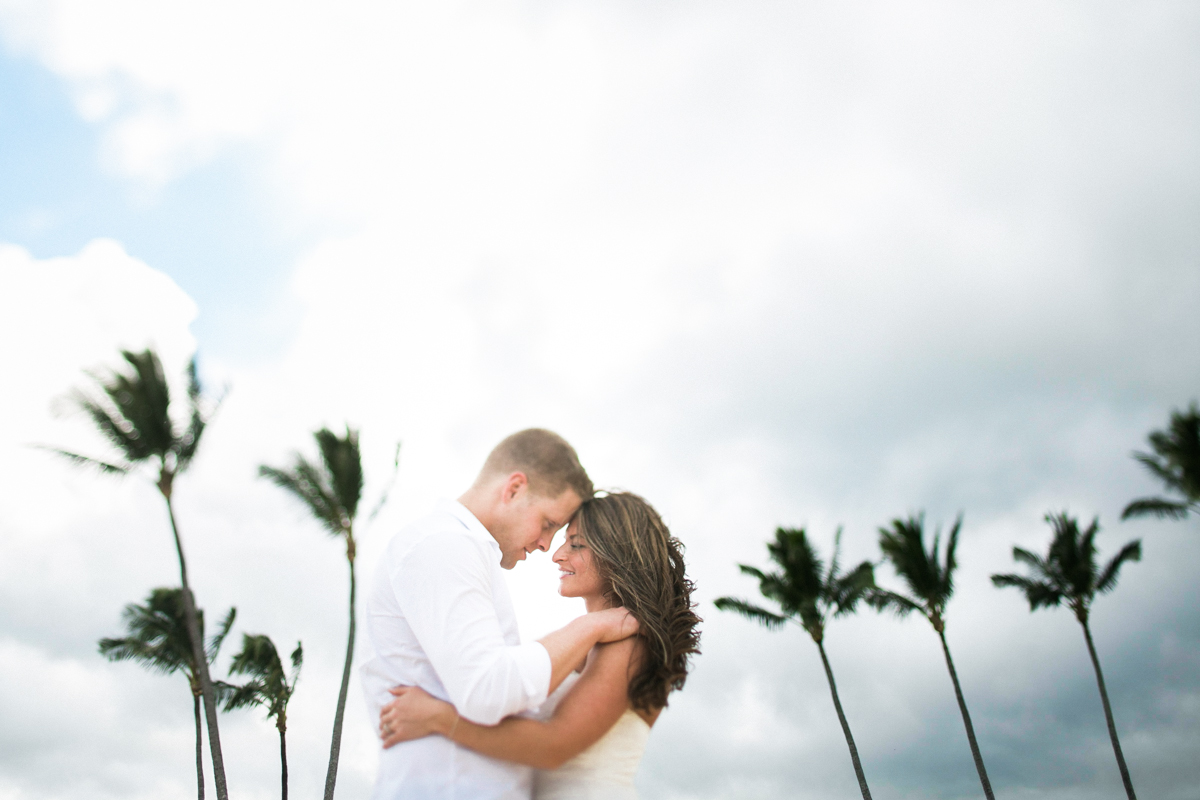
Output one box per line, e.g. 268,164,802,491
361,428,636,799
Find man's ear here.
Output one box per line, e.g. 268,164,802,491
502,472,528,502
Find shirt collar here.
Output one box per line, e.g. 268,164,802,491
437,499,500,552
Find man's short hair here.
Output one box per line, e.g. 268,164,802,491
480,429,594,501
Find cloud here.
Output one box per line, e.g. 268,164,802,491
1,1,1200,798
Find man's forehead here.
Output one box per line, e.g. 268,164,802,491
539,488,581,513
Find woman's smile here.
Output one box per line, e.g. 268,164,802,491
552,523,604,601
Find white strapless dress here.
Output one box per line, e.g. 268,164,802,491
531,672,650,800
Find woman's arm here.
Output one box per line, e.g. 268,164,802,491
382,637,641,770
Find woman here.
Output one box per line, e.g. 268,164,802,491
379,491,701,799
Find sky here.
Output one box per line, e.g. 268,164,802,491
1,1,1198,799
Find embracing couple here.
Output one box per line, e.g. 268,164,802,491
360,428,702,799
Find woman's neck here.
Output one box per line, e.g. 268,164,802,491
583,593,611,614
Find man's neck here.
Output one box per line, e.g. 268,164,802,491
457,487,499,543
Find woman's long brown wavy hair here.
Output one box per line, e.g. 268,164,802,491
575,491,702,712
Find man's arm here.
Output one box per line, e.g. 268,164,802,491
388,531,638,726
379,605,639,732
395,533,553,725
538,607,639,694
381,638,645,766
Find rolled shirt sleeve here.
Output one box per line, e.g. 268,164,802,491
392,530,551,725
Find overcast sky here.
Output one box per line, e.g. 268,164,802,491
1,2,1198,799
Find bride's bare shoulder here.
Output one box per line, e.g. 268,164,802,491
590,637,661,725
588,634,644,672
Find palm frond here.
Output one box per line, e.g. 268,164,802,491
1120,497,1190,520
1011,546,1052,579
829,560,876,617
112,350,175,456
35,446,130,475
367,441,403,522
229,634,284,679
999,511,1141,622
879,513,956,611
212,679,239,706
713,597,788,629
1132,451,1181,490
222,680,267,712
736,564,769,581
866,588,923,617
175,358,210,471
1096,540,1142,594
207,607,237,663
98,587,205,677
316,426,363,523
98,637,166,668
990,573,1062,610
289,641,304,684
1127,403,1200,514
765,527,824,616
257,465,308,499
942,515,962,598
57,348,213,476
71,388,150,462
225,634,301,722
259,459,344,536
826,526,843,589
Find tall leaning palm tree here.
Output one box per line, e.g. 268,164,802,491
992,512,1141,800
871,514,995,800
99,588,235,800
714,527,877,800
1122,402,1200,521
260,426,387,800
224,635,303,800
44,348,230,799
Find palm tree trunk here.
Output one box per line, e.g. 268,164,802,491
937,629,995,800
323,555,356,800
280,727,289,800
816,640,872,800
1080,619,1137,799
165,496,229,800
193,692,205,800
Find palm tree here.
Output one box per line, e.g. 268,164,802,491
871,514,995,800
224,635,303,800
44,348,230,799
991,512,1141,800
260,426,394,800
714,527,877,800
98,588,236,800
1122,402,1200,521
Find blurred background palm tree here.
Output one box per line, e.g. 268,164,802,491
98,588,235,800
224,634,303,800
260,426,398,799
715,527,877,800
45,348,231,799
992,512,1141,800
871,514,995,800
1122,402,1200,521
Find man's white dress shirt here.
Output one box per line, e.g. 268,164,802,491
361,500,553,800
